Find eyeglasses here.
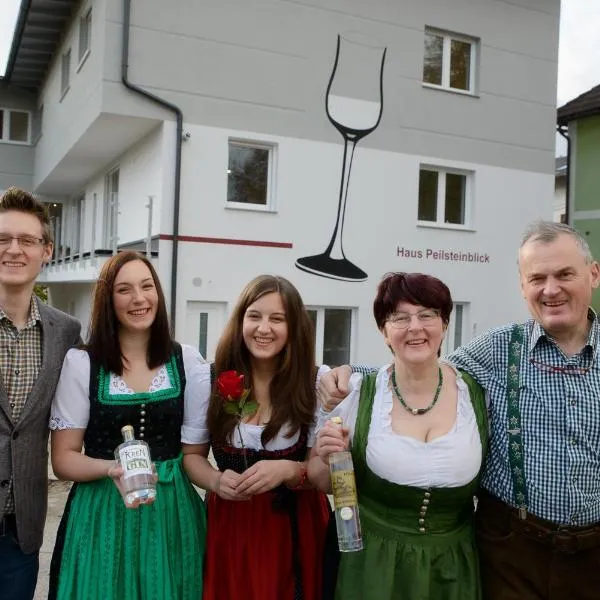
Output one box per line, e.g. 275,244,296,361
387,309,440,329
0,234,46,249
529,357,595,376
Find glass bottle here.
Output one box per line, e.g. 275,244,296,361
114,424,156,506
329,417,363,552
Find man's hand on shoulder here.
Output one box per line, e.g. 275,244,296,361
318,365,353,412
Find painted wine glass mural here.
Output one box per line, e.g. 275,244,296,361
296,34,386,281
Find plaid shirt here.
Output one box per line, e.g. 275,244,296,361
0,297,43,514
450,311,600,526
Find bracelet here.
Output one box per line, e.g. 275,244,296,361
288,463,308,490
212,471,223,493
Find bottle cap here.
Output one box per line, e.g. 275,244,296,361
121,425,134,440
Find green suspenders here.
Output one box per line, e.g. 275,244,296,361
507,324,528,519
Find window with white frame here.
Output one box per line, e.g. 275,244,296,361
418,167,472,227
307,307,354,367
227,140,275,209
423,28,477,93
442,302,468,356
78,8,92,65
0,109,30,143
61,49,71,97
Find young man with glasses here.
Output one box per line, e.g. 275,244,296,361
0,188,80,600
320,221,600,600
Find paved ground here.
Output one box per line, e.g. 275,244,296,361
35,480,71,600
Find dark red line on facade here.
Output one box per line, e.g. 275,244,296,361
159,234,293,249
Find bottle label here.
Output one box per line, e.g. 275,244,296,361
331,469,358,508
119,444,152,479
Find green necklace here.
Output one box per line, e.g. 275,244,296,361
390,366,443,416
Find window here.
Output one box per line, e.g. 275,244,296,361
48,203,63,259
0,109,30,143
198,313,208,358
423,28,477,93
78,8,92,66
307,307,354,366
104,169,119,250
61,49,71,97
418,167,471,227
442,303,468,355
227,140,275,209
34,104,43,141
73,195,85,254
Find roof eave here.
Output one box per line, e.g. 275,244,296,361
557,107,600,127
3,0,32,82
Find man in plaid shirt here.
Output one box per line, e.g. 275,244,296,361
0,188,80,600
320,221,600,599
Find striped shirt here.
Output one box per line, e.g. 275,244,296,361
450,311,600,526
0,297,43,513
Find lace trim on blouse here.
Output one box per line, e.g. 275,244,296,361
49,416,77,430
109,365,169,395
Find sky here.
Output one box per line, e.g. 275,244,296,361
0,0,598,153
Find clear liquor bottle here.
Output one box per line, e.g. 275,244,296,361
114,425,156,505
329,418,363,552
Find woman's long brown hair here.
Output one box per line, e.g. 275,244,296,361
207,275,316,445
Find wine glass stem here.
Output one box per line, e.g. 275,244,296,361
324,137,357,260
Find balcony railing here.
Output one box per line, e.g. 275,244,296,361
43,194,158,278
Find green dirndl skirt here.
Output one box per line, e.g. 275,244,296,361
50,454,206,600
334,483,481,600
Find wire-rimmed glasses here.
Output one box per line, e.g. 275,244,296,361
528,357,595,376
387,309,441,329
0,234,45,249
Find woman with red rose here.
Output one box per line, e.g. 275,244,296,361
182,274,330,600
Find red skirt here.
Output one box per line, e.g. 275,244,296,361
203,488,330,600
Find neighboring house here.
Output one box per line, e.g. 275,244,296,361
557,83,600,310
554,156,567,223
0,0,560,364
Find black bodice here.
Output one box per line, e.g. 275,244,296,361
83,343,186,462
211,426,308,474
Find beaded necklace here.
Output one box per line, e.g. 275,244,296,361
390,366,443,416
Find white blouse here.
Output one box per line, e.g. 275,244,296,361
49,345,207,440
316,364,483,488
182,363,329,451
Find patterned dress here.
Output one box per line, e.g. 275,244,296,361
48,343,206,600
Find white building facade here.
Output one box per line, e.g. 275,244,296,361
0,0,560,364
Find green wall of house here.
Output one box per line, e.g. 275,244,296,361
574,218,600,311
573,116,600,212
572,116,600,311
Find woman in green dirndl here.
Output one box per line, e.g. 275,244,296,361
48,252,206,600
309,272,488,600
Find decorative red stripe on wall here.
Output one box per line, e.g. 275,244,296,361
159,234,293,249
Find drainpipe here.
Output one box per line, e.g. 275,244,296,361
121,0,183,333
557,125,571,224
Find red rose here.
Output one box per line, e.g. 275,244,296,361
216,370,245,401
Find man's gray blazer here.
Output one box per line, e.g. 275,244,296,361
0,301,81,554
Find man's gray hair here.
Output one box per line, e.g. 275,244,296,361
520,221,594,263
